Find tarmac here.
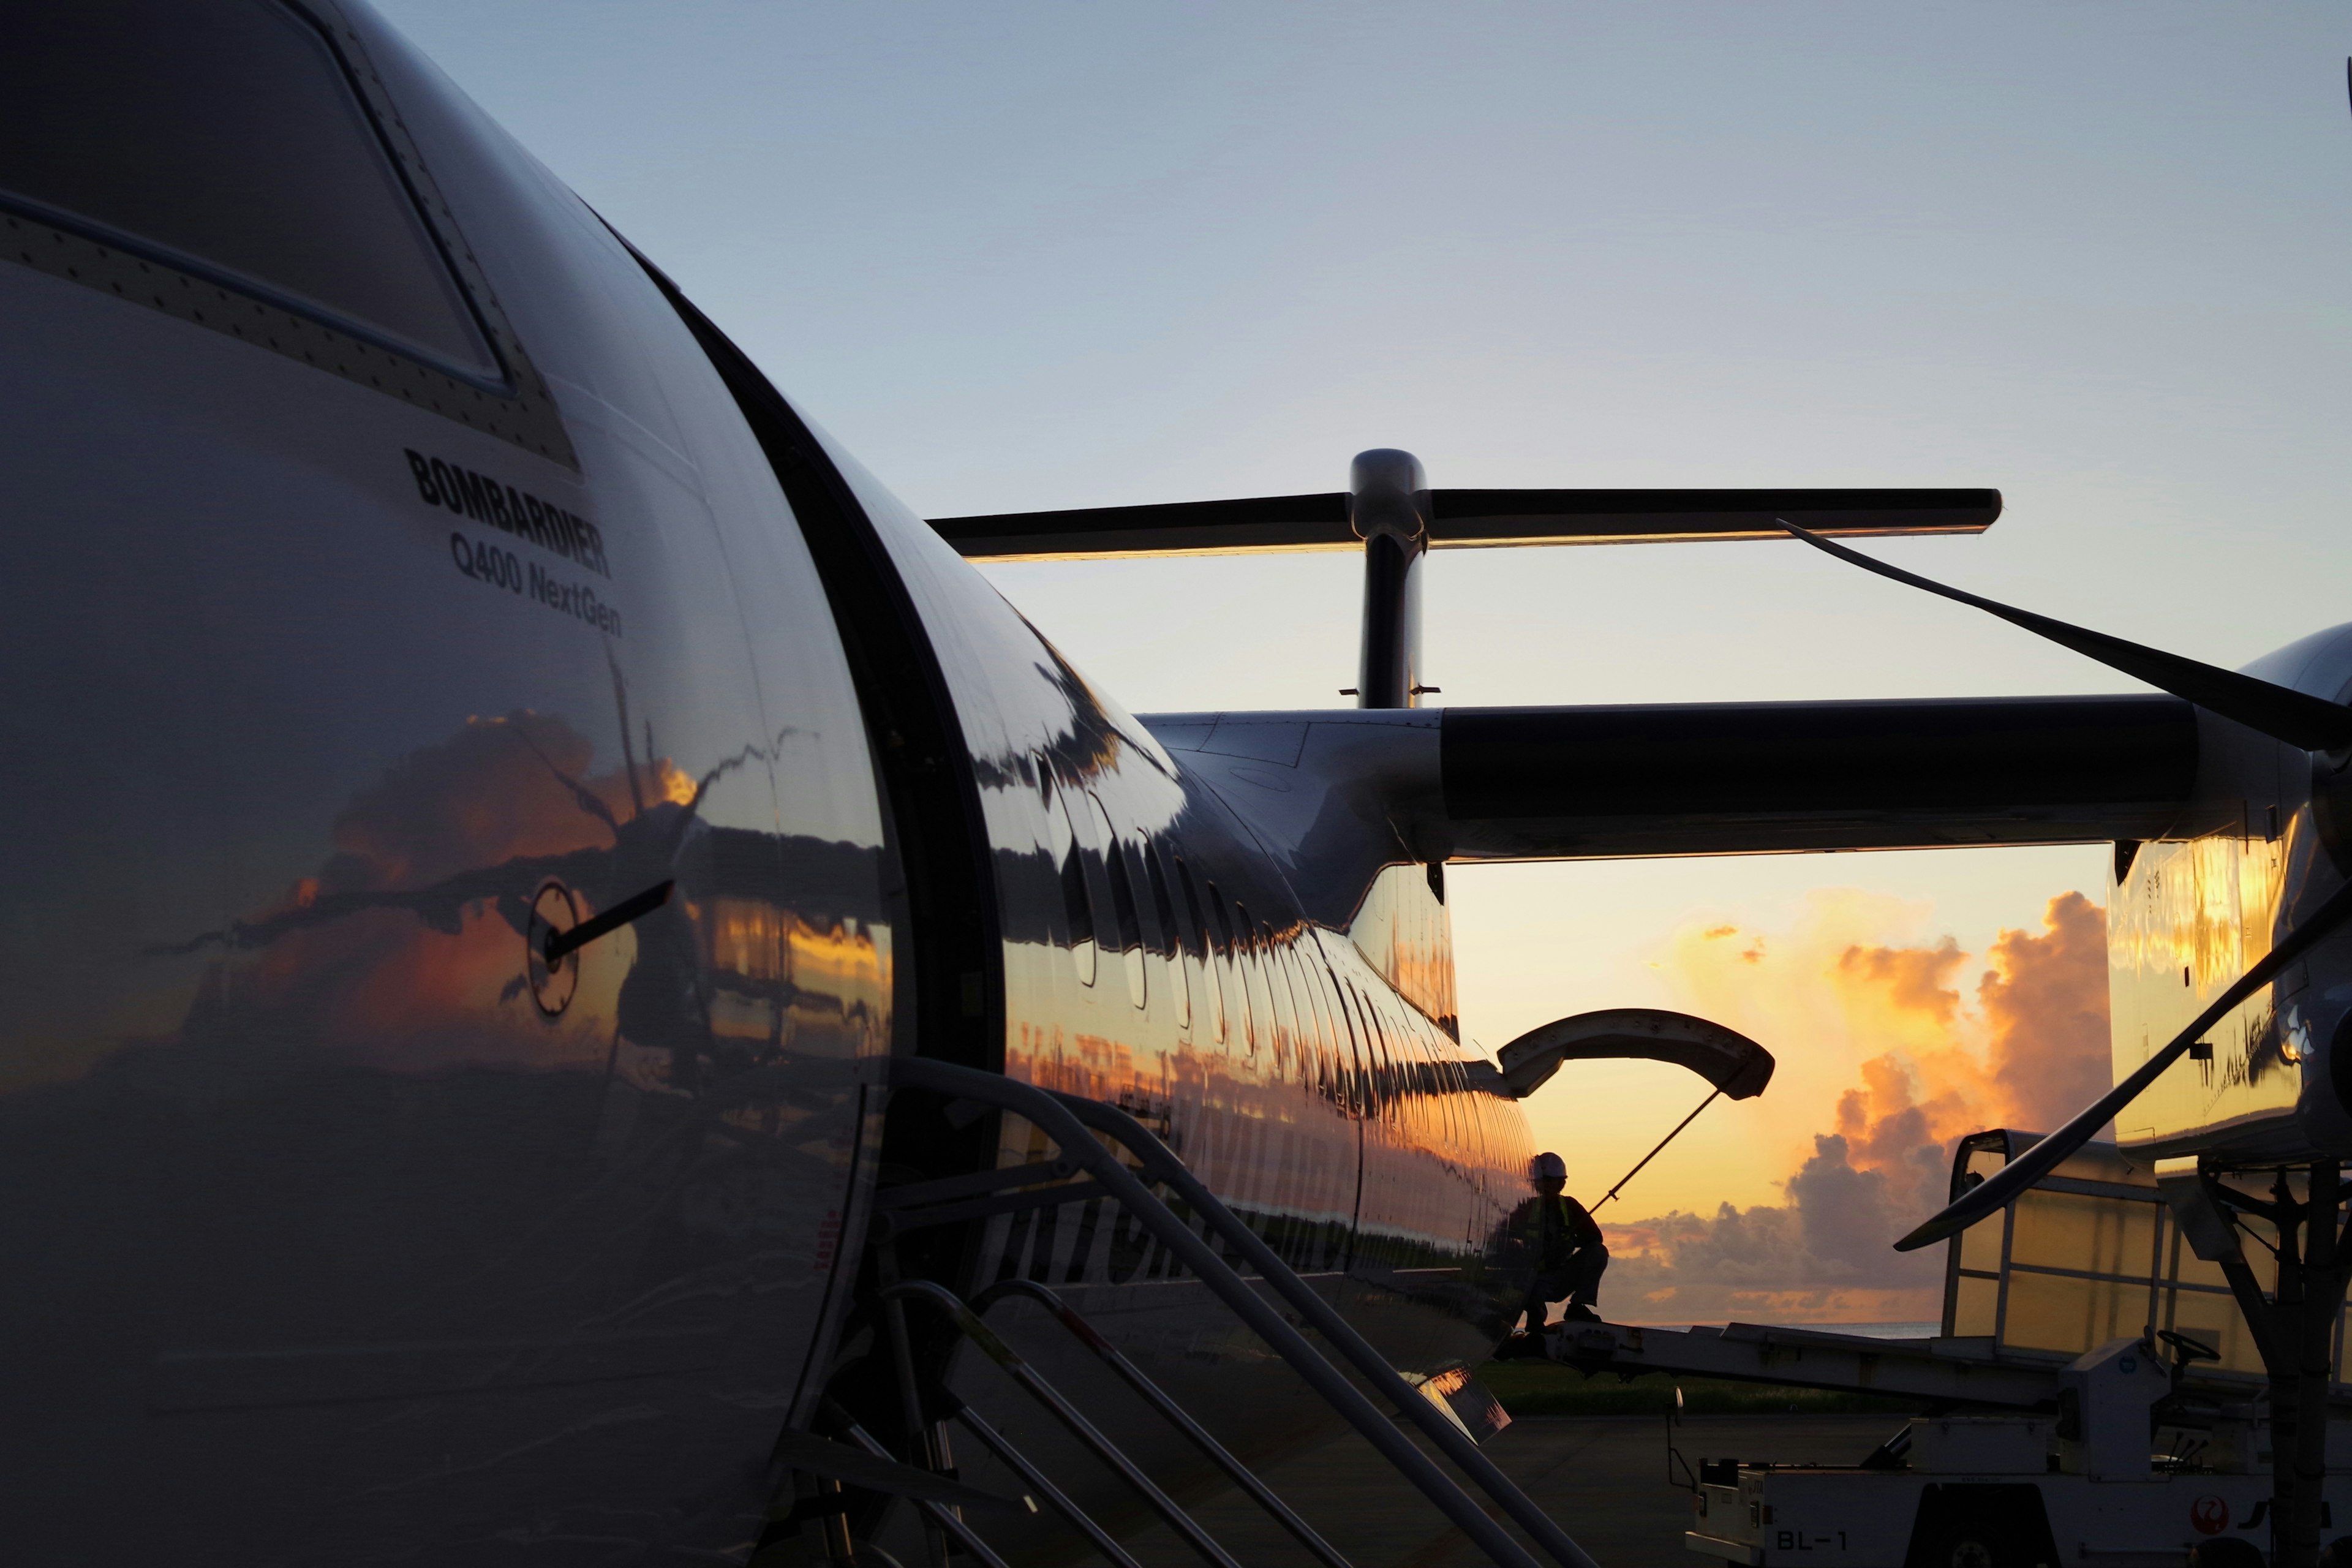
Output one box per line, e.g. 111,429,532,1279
1115,1414,1902,1568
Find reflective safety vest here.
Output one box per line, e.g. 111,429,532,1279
1515,1194,1603,1270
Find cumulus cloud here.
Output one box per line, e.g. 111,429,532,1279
1985,892,2112,1133
1601,891,2108,1325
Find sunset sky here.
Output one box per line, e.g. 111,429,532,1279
381,1,2352,1319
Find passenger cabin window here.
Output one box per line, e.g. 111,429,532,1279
1339,984,1376,1114
1216,889,1256,1051
1256,922,1294,1069
1049,779,1096,987
1142,844,1178,957
2,0,497,375
1173,854,1208,952
1143,844,1191,1033
1090,795,1147,1009
1367,993,1395,1111
1178,858,1226,1045
1294,948,1340,1090
1275,943,1319,1084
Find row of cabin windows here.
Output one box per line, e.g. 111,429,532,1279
1038,761,1477,1137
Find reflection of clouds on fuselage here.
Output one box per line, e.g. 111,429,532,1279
968,626,1159,798
984,631,1471,1120
153,707,886,1087
936,609,1525,1338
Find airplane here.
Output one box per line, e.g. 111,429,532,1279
4,2,2349,1565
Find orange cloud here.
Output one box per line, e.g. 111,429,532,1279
1602,892,2109,1325
1836,937,1963,1023
1985,891,2111,1134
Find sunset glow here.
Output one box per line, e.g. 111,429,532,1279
1456,860,2112,1325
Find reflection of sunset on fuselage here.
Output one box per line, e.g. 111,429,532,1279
211,714,680,1063
239,902,611,1068
1464,873,2113,1324
159,710,892,1095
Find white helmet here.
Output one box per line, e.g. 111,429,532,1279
1529,1152,1566,1182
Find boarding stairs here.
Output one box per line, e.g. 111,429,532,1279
766,1057,1599,1568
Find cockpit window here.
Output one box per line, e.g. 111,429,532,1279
2,0,496,375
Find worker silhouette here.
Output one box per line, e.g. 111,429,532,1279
1513,1151,1607,1331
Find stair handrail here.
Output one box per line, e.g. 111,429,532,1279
883,1279,1245,1568
946,1398,1147,1568
887,1055,1599,1568
971,1277,1354,1568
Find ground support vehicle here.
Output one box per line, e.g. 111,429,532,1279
1529,1136,2352,1567
1684,1402,2352,1568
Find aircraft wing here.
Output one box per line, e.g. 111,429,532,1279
1438,692,2195,858
1144,693,2195,877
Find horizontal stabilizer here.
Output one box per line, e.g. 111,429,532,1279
933,488,2000,560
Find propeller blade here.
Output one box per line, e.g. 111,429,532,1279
1894,872,2352,1252
1780,522,2352,752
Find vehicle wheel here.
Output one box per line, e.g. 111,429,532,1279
1944,1540,1994,1568
1903,1484,2061,1568
2190,1538,2264,1568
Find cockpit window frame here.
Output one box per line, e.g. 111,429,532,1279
0,0,576,468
